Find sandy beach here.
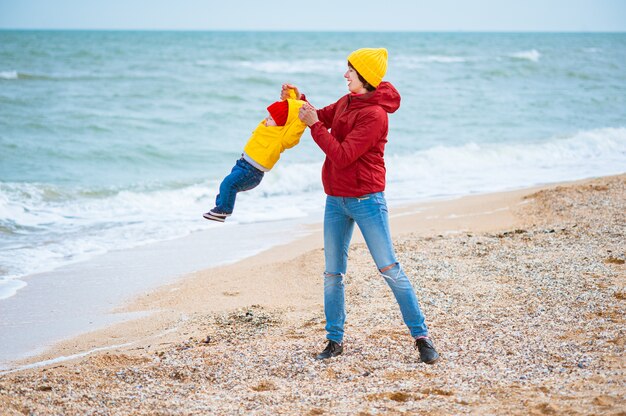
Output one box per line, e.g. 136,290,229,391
1,174,624,415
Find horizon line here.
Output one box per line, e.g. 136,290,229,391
1,28,625,33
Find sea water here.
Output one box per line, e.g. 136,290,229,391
1,31,625,299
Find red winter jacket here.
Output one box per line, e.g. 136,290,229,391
310,81,401,197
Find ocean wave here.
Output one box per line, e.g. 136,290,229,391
258,162,323,196
0,70,172,82
0,71,18,80
386,127,626,197
0,70,59,80
509,50,541,62
0,278,26,301
237,59,345,74
0,181,216,280
396,55,467,68
0,171,321,289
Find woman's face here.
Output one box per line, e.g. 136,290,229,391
344,66,366,94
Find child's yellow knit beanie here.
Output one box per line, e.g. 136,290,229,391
347,48,388,88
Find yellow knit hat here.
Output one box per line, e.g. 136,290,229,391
347,48,388,88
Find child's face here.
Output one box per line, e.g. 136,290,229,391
264,114,278,127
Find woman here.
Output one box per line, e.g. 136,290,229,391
284,48,440,364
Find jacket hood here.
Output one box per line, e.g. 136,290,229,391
243,98,306,170
349,81,401,114
285,98,305,125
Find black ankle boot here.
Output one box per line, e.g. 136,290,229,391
315,340,343,360
415,337,440,364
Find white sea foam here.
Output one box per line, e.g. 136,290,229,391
510,50,541,62
395,55,467,68
238,59,345,74
0,182,216,282
0,177,320,292
386,127,626,199
0,278,26,300
259,161,323,196
0,71,18,79
414,56,466,63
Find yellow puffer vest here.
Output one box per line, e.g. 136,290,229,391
243,98,306,171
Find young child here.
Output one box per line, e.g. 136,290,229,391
203,89,306,222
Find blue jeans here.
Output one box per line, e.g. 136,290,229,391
214,158,264,214
323,192,429,343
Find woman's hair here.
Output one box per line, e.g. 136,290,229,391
347,61,376,92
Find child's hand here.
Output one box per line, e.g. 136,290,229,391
281,84,301,100
299,102,319,127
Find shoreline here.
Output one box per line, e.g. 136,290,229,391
0,216,316,370
3,177,584,372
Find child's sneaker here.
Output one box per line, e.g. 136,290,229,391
203,209,231,222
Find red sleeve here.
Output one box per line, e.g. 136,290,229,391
311,108,386,169
316,102,337,129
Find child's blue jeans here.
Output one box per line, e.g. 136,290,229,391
214,158,264,214
323,192,429,343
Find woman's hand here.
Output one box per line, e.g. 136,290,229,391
281,84,301,100
299,102,319,127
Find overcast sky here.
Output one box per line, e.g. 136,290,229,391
1,0,625,31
